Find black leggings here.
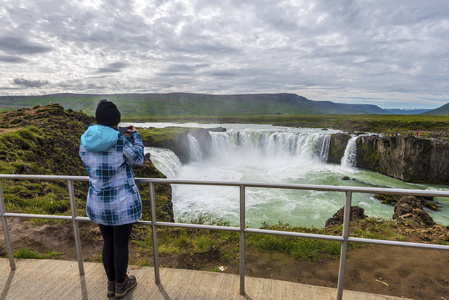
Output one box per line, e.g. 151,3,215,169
99,223,133,283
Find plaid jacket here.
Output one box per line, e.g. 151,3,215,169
79,125,145,226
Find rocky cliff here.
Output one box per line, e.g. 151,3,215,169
328,133,449,184
355,135,449,184
328,133,351,164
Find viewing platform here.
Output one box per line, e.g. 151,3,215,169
0,258,409,300
2,175,447,299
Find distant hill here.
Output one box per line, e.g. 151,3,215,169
424,103,449,115
0,92,389,116
384,108,430,114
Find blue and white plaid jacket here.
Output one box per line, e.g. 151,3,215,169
79,124,145,226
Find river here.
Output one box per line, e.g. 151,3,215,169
128,122,449,228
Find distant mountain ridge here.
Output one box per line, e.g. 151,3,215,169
0,92,446,116
423,103,449,115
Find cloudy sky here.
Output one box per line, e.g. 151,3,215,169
1,0,448,108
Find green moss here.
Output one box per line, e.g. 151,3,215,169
139,127,190,145
8,248,63,259
0,161,17,174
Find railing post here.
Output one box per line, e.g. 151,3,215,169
0,180,16,271
239,185,246,295
337,191,352,300
68,180,84,275
150,182,161,284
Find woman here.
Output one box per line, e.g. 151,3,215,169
79,99,144,298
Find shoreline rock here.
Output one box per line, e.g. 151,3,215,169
393,195,436,227
325,206,367,227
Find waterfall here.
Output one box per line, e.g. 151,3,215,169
144,147,181,178
209,131,331,162
341,136,358,167
140,123,449,228
313,134,331,161
187,134,203,162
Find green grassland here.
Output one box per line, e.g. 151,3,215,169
2,93,449,137
125,114,449,138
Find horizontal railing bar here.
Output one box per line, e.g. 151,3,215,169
0,174,89,181
141,179,449,197
2,213,92,222
348,237,449,250
137,220,153,226
245,228,344,241
2,174,449,198
3,213,152,225
155,221,241,232
3,213,154,226
3,213,73,220
6,212,448,251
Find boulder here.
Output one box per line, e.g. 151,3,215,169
393,196,436,226
325,205,367,227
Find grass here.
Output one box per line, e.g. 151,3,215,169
1,179,72,215
138,127,193,145
349,218,406,241
0,216,428,273
10,248,63,259
128,217,410,267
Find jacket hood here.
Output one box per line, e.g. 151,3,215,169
81,125,119,152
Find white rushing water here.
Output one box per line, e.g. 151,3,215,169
187,134,203,161
341,136,358,168
138,123,449,228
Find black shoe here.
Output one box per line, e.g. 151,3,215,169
107,280,115,297
115,275,137,299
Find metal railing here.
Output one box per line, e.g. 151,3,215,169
1,174,449,300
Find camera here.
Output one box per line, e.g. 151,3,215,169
118,126,131,135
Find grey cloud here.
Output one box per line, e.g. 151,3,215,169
0,87,21,91
97,62,128,73
0,36,52,55
0,55,28,63
13,78,49,88
158,63,210,76
163,37,239,55
209,71,238,78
